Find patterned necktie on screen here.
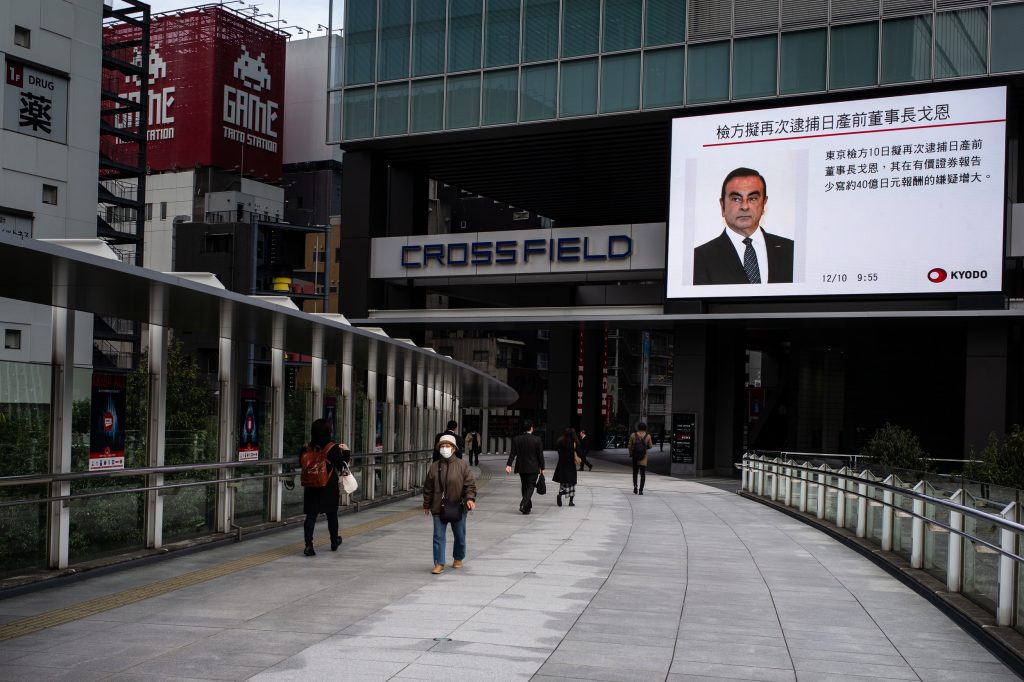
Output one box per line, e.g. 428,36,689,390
742,237,761,283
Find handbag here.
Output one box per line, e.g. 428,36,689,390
440,501,462,523
339,466,358,494
535,472,547,495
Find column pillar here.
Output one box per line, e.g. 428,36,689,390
215,301,234,533
47,269,74,568
311,325,325,421
144,284,168,548
341,339,354,447
402,350,413,451
268,315,285,521
964,321,1007,456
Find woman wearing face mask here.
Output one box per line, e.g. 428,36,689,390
423,434,477,574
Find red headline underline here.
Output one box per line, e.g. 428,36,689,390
703,118,1006,147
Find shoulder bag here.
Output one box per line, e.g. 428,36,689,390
439,461,462,523
339,463,358,494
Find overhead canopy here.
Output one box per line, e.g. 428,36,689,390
0,234,518,408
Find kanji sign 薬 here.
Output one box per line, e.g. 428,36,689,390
4,59,67,144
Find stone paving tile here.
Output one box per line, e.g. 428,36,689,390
0,460,1017,681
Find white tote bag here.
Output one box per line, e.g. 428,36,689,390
340,467,358,494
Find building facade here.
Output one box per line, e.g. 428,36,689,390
329,0,1024,472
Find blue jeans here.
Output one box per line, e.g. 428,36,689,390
432,512,466,566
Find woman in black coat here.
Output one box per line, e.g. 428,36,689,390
302,418,351,556
552,427,579,507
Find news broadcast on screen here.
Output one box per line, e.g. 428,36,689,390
665,86,1007,299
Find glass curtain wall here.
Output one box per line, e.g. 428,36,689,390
523,0,560,62
486,0,521,67
413,0,447,76
0,361,51,574
379,1,411,81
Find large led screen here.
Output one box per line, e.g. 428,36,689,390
665,86,1007,299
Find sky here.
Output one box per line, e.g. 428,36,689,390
142,0,336,39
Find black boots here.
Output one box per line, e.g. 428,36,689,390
331,536,342,551
556,492,563,507
303,543,316,556
568,496,575,506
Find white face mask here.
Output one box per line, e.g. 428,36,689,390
440,446,454,459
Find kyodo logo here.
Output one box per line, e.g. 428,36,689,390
223,44,278,140
928,267,988,283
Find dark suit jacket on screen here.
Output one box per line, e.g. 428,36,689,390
693,229,795,285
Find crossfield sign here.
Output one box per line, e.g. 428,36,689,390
666,86,1007,298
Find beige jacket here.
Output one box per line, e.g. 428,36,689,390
627,431,653,466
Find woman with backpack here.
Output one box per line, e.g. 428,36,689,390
627,422,653,495
300,418,351,556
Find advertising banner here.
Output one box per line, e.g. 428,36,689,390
666,86,1007,298
103,7,285,180
576,329,585,417
600,329,608,422
238,387,261,461
89,374,127,471
4,58,68,144
323,396,337,439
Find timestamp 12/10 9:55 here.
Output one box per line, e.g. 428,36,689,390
821,273,879,283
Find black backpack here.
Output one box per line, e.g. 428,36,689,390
629,433,648,460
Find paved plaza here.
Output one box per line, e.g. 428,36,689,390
0,455,1017,681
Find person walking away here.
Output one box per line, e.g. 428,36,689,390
471,430,482,465
423,434,477,574
300,418,351,556
433,420,464,461
505,420,545,514
577,429,593,471
628,422,653,495
553,428,579,507
465,430,481,466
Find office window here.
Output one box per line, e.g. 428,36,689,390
327,91,342,143
202,233,233,253
520,63,558,121
733,35,777,99
604,0,642,52
646,0,686,47
993,4,1024,73
42,184,58,205
601,53,640,112
345,0,377,85
935,8,986,79
560,59,598,117
342,87,374,140
446,73,481,129
686,41,729,104
160,202,167,220
411,78,444,132
486,0,520,67
145,203,153,220
483,69,519,125
643,48,684,109
781,29,826,94
523,0,560,62
378,0,411,81
377,82,409,135
882,16,931,84
537,351,549,369
830,22,877,89
5,329,22,350
14,26,30,48
449,0,482,72
413,0,446,76
563,0,600,57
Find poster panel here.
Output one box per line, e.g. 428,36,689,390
238,387,262,461
89,374,127,471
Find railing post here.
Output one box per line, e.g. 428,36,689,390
816,465,826,520
770,458,780,501
947,489,964,593
998,502,1017,627
799,463,809,513
783,460,793,507
881,474,895,552
911,481,926,569
741,454,748,491
836,467,847,528
856,471,869,538
757,457,765,496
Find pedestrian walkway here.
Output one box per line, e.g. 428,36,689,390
0,456,1016,681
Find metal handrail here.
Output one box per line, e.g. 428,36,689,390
0,449,433,509
738,455,1024,561
745,456,1024,557
0,448,431,488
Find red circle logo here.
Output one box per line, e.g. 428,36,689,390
103,412,114,431
928,268,947,283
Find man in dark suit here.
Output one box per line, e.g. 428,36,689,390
693,167,794,285
505,420,545,514
432,420,464,461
